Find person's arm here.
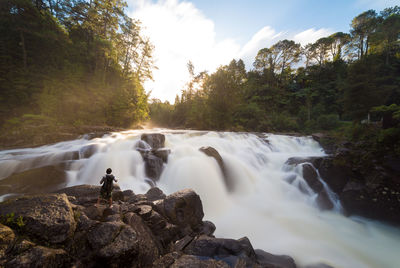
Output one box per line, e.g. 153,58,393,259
114,176,118,183
100,176,105,184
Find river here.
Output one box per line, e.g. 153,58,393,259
1,129,399,268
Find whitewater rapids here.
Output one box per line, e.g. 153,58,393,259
0,129,400,268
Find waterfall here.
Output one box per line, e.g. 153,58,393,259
1,129,400,268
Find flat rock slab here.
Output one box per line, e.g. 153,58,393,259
0,194,75,244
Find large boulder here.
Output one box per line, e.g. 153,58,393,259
183,235,258,266
141,133,165,149
0,194,76,244
302,163,323,193
156,189,204,229
5,245,72,268
318,157,352,194
55,184,123,205
255,249,297,268
144,154,164,181
0,165,67,196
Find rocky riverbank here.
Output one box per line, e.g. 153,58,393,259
0,185,302,268
285,133,400,226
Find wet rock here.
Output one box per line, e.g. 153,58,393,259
0,165,67,196
0,224,15,258
5,246,72,268
0,194,75,244
316,191,334,210
302,163,323,193
146,187,166,201
255,249,296,268
154,148,171,163
135,139,151,150
161,189,204,229
144,154,164,181
318,157,351,194
305,263,334,268
55,184,123,205
141,133,165,149
199,146,233,191
285,157,323,168
79,144,98,158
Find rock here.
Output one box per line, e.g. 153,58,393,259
0,224,15,258
54,184,100,205
161,189,204,229
87,221,123,250
184,235,257,262
285,157,323,168
79,144,98,158
123,212,160,266
146,187,166,201
141,133,165,149
195,220,216,236
135,139,151,150
199,146,233,191
318,157,351,194
199,146,224,171
144,154,164,181
316,191,334,210
171,254,230,268
305,263,334,268
154,148,171,163
55,184,123,205
255,249,297,268
0,165,67,196
5,245,72,268
0,194,76,244
302,163,323,193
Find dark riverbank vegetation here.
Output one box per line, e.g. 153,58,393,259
1,0,153,137
150,6,400,157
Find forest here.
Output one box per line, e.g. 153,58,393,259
1,1,400,156
149,6,400,156
1,0,153,130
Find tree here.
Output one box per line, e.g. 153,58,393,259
350,10,378,59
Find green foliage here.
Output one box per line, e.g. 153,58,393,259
317,114,340,130
0,213,25,230
0,0,153,130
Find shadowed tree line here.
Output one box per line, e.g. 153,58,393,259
0,0,154,130
150,7,400,134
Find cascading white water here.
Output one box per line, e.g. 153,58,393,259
1,129,400,268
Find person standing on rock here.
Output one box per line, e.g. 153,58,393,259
96,168,118,207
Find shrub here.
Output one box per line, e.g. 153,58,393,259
317,114,339,130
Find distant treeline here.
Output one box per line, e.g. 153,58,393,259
0,0,153,129
150,7,400,133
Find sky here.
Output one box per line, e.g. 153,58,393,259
127,0,400,103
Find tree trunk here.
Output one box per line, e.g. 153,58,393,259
20,31,27,70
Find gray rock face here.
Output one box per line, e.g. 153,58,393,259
302,163,323,193
161,189,204,229
55,184,124,205
255,249,297,268
0,194,75,244
318,157,352,194
154,148,171,163
141,133,166,149
144,154,164,180
0,186,299,268
5,245,72,268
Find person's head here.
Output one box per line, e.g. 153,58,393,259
106,168,112,174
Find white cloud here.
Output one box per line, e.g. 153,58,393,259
293,28,334,46
129,0,240,103
128,0,335,103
